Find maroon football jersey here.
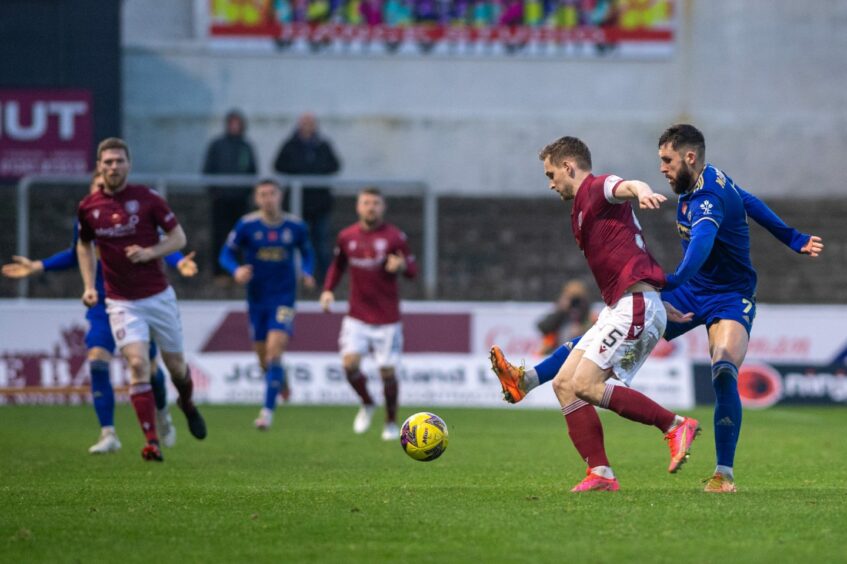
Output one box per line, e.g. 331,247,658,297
323,222,417,324
571,174,665,305
77,184,179,300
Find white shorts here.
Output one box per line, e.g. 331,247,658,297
575,291,666,386
105,286,184,353
339,316,403,369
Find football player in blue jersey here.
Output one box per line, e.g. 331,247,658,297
2,172,198,454
219,179,316,430
490,124,823,493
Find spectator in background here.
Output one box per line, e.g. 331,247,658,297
536,280,593,355
203,109,258,276
274,113,341,285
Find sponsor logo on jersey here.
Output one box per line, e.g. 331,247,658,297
125,200,139,214
700,200,713,215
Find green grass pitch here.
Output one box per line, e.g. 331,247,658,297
2,404,845,563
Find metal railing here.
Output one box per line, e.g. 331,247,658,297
15,173,437,298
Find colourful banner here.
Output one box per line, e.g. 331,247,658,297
0,89,93,180
208,0,675,57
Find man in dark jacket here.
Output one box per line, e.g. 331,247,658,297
274,113,341,284
203,109,258,275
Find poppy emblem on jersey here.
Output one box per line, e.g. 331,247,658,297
268,230,278,242
700,200,713,215
125,200,140,214
111,213,122,224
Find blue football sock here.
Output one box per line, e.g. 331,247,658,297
534,337,580,385
90,360,115,428
712,361,742,469
151,365,167,411
264,362,285,411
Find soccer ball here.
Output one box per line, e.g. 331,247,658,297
400,412,449,462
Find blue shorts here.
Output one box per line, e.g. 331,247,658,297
248,302,296,342
662,284,757,341
85,309,158,358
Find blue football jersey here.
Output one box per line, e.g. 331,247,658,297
221,212,314,306
675,164,757,295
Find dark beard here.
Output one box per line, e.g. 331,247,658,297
672,167,694,194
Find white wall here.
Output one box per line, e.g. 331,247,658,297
121,0,847,196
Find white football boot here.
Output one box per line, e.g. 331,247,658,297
88,427,121,454
381,422,400,441
157,408,177,448
254,408,273,431
353,405,376,434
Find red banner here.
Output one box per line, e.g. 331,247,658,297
0,89,93,180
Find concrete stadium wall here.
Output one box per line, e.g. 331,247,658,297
121,0,847,197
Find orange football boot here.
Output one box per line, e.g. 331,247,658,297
664,417,701,473
489,346,526,403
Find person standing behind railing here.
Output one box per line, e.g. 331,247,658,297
203,109,258,276
274,113,341,285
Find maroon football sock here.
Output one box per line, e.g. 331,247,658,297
346,369,374,405
562,400,610,468
130,384,158,443
172,366,195,408
383,377,398,423
599,383,676,432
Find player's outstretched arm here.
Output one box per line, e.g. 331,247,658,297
736,186,822,255
2,256,44,279
615,180,667,210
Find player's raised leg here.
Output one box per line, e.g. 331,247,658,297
552,349,618,492
703,318,748,493
490,337,580,403
380,367,400,440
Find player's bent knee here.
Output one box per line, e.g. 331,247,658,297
551,373,573,397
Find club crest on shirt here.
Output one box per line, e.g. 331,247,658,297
125,200,140,214
348,241,357,252
92,209,100,219
374,238,388,253
282,229,293,244
681,202,688,216
254,232,263,240
700,200,713,215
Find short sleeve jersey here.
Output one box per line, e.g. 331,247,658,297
223,212,313,307
323,222,418,325
77,184,179,300
571,174,665,305
676,164,757,295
